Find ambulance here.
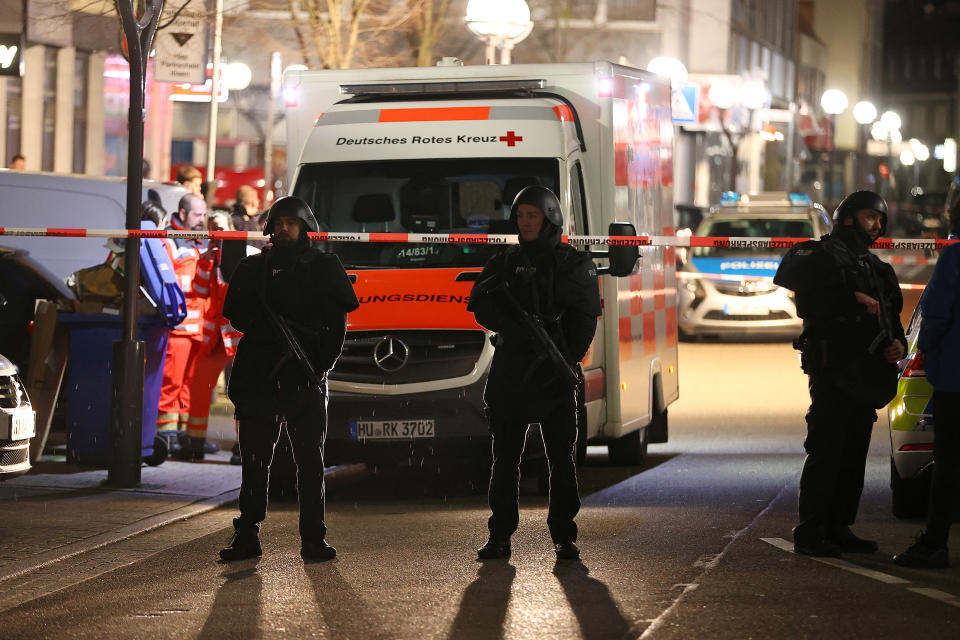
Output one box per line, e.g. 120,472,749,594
283,60,678,467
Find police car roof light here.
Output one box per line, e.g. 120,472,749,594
788,192,812,206
719,191,740,206
339,79,546,96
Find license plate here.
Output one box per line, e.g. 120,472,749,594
4,410,36,440
723,302,769,316
349,419,435,440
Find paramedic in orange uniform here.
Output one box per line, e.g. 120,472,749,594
157,194,208,453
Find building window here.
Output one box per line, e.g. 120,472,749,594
41,46,56,172
73,51,89,174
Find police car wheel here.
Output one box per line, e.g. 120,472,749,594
890,458,929,520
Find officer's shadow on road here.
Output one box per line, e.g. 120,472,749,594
446,562,516,640
198,563,263,640
553,561,634,640
304,562,395,639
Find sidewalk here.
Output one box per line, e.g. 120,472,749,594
0,446,242,584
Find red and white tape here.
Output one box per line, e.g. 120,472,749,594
1,227,957,250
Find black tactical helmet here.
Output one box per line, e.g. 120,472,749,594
509,185,564,228
833,190,888,236
262,195,320,236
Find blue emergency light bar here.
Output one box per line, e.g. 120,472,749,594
719,191,740,205
788,192,811,205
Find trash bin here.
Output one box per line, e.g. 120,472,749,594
59,312,169,466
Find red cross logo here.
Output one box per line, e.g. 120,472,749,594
500,131,523,146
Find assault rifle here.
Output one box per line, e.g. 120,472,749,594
475,273,580,388
256,282,324,392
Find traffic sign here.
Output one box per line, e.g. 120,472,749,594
154,1,208,84
671,83,699,124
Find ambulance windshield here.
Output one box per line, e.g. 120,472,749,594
293,158,560,268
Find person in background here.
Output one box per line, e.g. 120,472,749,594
231,185,267,251
158,194,209,458
184,211,241,461
9,154,25,170
176,166,203,197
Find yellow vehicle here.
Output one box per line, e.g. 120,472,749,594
887,302,935,518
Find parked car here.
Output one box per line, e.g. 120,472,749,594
888,301,935,519
677,192,832,340
0,352,35,479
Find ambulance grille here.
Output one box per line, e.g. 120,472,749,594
330,330,486,385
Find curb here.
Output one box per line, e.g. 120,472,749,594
0,488,240,585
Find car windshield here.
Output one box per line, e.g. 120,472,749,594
293,158,560,269
692,215,813,258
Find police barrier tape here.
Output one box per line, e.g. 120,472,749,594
0,227,958,250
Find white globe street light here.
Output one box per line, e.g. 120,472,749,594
820,89,849,115
853,100,877,125
739,80,768,110
889,128,903,144
223,62,252,91
708,79,737,110
900,150,916,166
646,57,688,86
465,0,532,64
880,110,902,132
915,143,930,162
870,120,888,141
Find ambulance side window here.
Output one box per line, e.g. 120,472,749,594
570,162,588,235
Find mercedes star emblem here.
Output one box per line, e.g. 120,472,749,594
373,335,410,372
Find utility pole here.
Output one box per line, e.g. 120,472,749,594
112,0,164,486
204,0,223,204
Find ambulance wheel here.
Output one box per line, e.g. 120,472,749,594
607,427,647,466
144,437,167,467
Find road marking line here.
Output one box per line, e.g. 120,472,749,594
907,588,960,608
763,537,960,609
638,483,793,639
761,538,910,584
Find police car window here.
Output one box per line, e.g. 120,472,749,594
294,159,560,268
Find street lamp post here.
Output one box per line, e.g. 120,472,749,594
852,100,877,186
708,78,768,192
820,89,848,208
465,0,533,65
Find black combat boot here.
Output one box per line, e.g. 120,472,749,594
827,525,878,554
477,537,511,560
219,520,262,561
894,533,949,568
301,539,337,561
554,541,580,560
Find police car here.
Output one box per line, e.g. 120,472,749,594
888,303,934,518
677,192,832,340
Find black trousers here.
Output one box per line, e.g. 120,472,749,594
487,393,580,544
236,390,328,543
926,391,960,546
795,375,877,541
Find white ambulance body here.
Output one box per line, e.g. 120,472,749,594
284,61,678,465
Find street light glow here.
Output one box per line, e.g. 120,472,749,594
820,89,848,115
646,57,688,85
880,110,902,131
223,62,252,91
900,150,916,166
915,144,930,162
852,100,877,124
465,0,531,38
889,128,903,144
740,81,768,110
870,121,888,141
708,79,737,110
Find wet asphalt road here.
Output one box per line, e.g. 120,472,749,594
3,338,959,639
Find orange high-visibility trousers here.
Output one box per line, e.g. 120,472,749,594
158,336,201,430
185,338,234,440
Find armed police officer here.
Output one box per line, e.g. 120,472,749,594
218,196,359,562
774,190,906,557
468,186,602,561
